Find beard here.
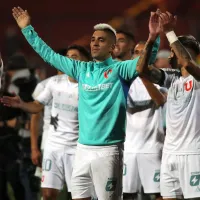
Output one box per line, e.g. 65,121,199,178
169,55,179,69
115,51,127,60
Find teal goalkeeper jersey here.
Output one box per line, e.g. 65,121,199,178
22,25,160,145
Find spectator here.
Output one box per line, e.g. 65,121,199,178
0,64,24,200
6,53,38,200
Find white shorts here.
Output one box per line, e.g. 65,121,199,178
123,153,161,194
71,143,123,200
161,153,200,199
41,147,75,191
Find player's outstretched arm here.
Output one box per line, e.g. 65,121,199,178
136,11,166,107
160,11,200,81
117,10,161,82
0,95,44,114
12,7,83,80
136,9,163,84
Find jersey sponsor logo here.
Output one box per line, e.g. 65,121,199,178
105,178,117,191
104,69,112,79
82,83,113,92
153,170,160,182
50,114,59,130
56,92,77,99
184,80,193,91
190,172,200,187
54,103,78,112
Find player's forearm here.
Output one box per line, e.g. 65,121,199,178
21,25,63,71
149,36,160,64
147,65,164,84
30,112,42,150
21,25,77,79
166,31,192,64
21,101,43,113
141,77,166,107
137,35,160,73
170,40,192,63
136,36,155,75
136,35,162,83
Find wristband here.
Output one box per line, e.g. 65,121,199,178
166,31,178,45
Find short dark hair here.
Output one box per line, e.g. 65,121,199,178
67,44,92,61
104,29,116,44
116,30,135,42
178,35,200,55
56,48,68,56
56,45,92,61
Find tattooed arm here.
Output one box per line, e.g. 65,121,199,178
136,38,163,84
136,37,166,106
136,38,166,106
137,10,164,84
160,11,200,80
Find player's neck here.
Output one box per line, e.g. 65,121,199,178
181,67,190,78
68,76,77,83
94,54,111,62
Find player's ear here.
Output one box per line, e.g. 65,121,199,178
110,44,115,53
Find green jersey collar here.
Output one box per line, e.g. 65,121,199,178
94,57,114,67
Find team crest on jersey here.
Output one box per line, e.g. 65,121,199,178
104,69,112,79
184,80,193,91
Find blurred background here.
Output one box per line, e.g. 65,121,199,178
0,0,200,200
1,0,200,72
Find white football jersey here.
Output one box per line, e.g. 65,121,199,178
36,75,78,153
125,77,165,153
162,69,200,154
32,77,52,150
